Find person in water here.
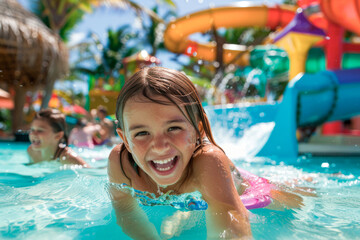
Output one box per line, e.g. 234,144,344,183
27,108,89,167
92,105,115,146
69,117,100,149
107,67,305,239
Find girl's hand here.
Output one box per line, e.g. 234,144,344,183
108,144,161,240
160,211,195,239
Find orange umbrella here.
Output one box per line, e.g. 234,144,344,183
48,93,62,109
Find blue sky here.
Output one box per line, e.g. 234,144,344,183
19,0,284,57
66,0,284,69
67,0,283,44
18,0,284,93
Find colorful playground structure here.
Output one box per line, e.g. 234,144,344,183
164,0,360,159
205,68,360,159
87,50,160,115
164,0,360,71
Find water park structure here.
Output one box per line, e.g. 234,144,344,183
164,0,360,160
87,50,160,115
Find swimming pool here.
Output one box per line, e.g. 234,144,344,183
1,139,360,239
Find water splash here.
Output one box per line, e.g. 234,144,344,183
215,122,275,160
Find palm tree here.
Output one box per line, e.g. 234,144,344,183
70,25,139,82
141,5,177,56
68,0,177,86
31,0,165,39
27,0,166,109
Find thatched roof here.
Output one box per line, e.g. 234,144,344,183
0,0,68,89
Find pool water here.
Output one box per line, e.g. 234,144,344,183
1,140,360,239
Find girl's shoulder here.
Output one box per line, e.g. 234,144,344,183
194,143,226,159
190,143,237,198
108,143,122,162
108,143,133,185
192,143,229,170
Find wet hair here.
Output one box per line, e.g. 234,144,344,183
97,105,108,116
76,117,88,127
34,108,68,159
116,66,221,150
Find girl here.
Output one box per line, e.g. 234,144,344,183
107,67,303,239
69,117,98,149
28,108,89,167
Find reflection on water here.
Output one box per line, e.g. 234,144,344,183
1,137,360,239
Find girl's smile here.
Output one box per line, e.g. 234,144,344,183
29,119,62,150
118,96,198,187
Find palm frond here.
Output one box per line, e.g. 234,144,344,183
90,0,164,23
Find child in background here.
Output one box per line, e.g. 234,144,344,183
69,117,99,148
93,106,115,146
28,108,89,167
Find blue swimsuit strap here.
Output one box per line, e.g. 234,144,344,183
119,183,208,211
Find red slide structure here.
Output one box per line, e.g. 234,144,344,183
304,0,360,134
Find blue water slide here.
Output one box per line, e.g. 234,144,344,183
205,68,360,160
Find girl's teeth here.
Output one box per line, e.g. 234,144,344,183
152,156,177,172
153,157,174,164
158,166,171,171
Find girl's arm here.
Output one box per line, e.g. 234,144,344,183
107,144,160,240
26,146,36,164
62,148,90,168
192,146,252,239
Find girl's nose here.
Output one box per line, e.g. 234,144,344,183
152,135,170,153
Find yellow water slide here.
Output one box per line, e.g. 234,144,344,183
164,4,296,65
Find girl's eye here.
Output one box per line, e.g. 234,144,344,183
134,131,149,137
30,129,42,133
168,126,182,132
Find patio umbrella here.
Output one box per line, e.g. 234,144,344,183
0,0,68,132
63,104,89,116
0,88,13,109
0,88,10,98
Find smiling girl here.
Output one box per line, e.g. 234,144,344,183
107,67,254,239
27,108,88,167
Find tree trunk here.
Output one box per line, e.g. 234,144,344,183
40,78,56,110
11,85,26,133
212,27,225,87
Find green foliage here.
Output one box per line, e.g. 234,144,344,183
283,0,297,5
159,0,177,9
71,25,139,83
141,5,177,56
222,27,271,46
59,10,85,42
30,1,85,42
0,109,11,133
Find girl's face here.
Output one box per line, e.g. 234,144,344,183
29,119,63,151
118,95,198,187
